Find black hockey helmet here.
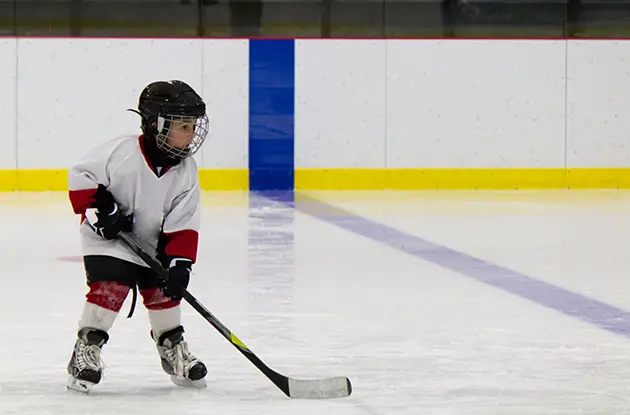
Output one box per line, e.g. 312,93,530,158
130,80,209,161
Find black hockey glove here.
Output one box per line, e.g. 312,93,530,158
161,259,192,302
85,185,133,240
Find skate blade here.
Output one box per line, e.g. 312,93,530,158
170,375,207,389
67,374,96,394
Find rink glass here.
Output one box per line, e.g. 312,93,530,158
1,1,630,39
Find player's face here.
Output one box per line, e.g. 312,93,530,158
166,119,197,149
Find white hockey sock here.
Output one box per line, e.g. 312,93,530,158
148,306,182,340
78,301,119,332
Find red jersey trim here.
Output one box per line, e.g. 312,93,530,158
69,188,98,215
162,229,199,263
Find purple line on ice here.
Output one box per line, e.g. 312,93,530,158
264,191,630,339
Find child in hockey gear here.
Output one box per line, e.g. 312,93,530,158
66,80,210,393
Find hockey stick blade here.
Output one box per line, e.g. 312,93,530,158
288,376,352,399
117,232,352,399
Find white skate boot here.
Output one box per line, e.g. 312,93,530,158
152,325,207,388
66,327,108,393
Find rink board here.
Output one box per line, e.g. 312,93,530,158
3,39,630,191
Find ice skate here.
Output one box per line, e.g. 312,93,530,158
153,326,207,389
66,328,108,394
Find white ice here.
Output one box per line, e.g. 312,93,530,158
2,190,630,414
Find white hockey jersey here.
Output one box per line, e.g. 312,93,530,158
68,134,201,268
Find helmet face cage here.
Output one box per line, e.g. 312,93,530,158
135,80,209,162
153,113,209,161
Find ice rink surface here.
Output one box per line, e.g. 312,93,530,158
2,189,630,414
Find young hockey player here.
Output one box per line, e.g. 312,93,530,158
66,80,210,393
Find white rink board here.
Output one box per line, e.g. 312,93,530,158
385,40,567,169
16,38,203,169
566,40,630,168
295,40,387,168
0,39,17,170
14,38,249,170
1,39,629,171
292,39,630,170
200,39,249,169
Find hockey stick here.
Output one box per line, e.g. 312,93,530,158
117,231,352,399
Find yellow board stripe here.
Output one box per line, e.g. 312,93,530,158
0,169,249,191
295,168,630,190
2,168,630,191
198,169,249,190
0,170,69,192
